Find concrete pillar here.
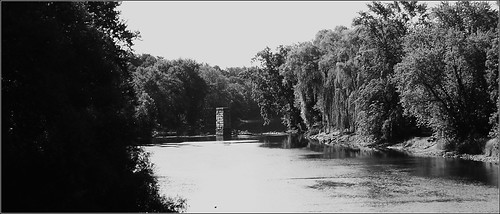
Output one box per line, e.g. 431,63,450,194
216,107,231,140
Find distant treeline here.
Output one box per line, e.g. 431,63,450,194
129,55,261,136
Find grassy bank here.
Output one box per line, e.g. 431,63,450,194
308,132,499,164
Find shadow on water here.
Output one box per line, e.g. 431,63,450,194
401,157,499,187
264,134,499,187
150,135,217,144
305,140,410,159
259,133,309,149
235,118,288,134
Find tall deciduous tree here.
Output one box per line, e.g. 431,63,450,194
132,56,208,135
246,46,305,131
353,1,429,142
314,26,362,134
394,1,498,152
282,42,323,130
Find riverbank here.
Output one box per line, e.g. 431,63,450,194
308,132,499,164
149,131,499,213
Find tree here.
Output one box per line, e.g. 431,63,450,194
199,65,261,133
132,60,185,136
394,1,498,153
432,1,497,35
200,65,232,109
353,1,429,143
246,46,305,131
485,28,499,138
2,2,184,211
131,56,208,135
313,26,362,134
167,59,208,134
281,42,323,130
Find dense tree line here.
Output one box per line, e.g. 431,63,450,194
247,1,498,153
200,65,261,130
130,55,208,136
129,54,259,137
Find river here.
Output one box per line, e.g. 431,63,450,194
143,134,499,212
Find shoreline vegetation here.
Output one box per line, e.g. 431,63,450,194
308,132,499,164
153,129,498,164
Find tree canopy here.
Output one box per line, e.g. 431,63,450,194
394,1,498,152
245,46,305,131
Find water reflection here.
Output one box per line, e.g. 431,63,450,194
406,158,499,186
306,139,410,159
259,134,308,149
151,133,498,187
146,132,499,212
257,134,498,187
216,135,227,141
302,137,498,187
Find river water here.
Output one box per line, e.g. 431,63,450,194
143,135,499,212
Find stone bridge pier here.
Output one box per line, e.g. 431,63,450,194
216,107,231,141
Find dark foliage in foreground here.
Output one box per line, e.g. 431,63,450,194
2,2,185,212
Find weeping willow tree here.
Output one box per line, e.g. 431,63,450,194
281,27,363,134
313,26,362,134
279,2,429,141
281,42,323,130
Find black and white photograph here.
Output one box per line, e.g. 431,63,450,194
2,1,499,212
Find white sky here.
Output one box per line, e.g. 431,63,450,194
117,1,445,69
